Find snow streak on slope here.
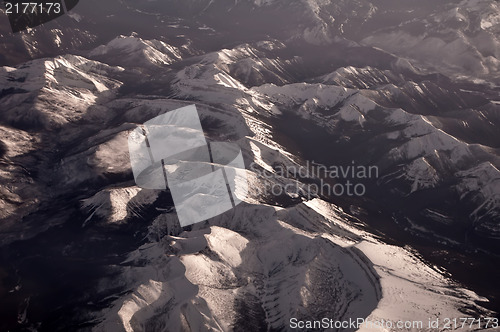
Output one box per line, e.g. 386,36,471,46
0,55,123,130
89,35,184,68
457,162,500,238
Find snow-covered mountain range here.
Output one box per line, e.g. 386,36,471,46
0,0,499,331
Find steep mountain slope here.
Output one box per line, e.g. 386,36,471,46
360,0,500,83
88,35,186,68
0,55,123,242
1,0,500,330
94,202,490,331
